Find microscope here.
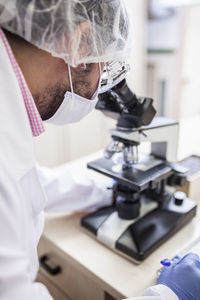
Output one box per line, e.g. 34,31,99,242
81,79,197,263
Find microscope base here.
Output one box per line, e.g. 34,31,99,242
81,197,196,262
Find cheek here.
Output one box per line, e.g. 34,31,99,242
100,62,104,74
90,66,101,90
70,63,101,98
50,59,68,85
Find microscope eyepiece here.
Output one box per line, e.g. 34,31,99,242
96,79,156,129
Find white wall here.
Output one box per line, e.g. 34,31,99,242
34,1,148,167
126,0,148,95
179,6,200,119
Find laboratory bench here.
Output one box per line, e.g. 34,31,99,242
37,150,200,300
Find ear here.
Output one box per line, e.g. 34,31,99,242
69,21,93,66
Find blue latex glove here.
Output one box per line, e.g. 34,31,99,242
158,253,200,300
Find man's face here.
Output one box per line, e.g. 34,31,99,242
29,51,103,120
5,29,103,121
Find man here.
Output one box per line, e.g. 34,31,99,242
0,1,199,300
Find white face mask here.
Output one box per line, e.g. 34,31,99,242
45,64,101,126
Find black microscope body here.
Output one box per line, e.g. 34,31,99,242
81,80,197,263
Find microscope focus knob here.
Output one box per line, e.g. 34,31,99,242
174,191,186,206
116,197,140,220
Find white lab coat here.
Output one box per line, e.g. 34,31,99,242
0,36,178,300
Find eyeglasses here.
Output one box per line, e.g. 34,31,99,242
99,61,131,94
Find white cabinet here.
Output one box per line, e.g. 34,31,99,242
37,236,113,300
37,271,70,300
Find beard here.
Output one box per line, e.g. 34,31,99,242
34,83,67,120
34,79,96,121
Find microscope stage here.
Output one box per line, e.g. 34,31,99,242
87,156,173,192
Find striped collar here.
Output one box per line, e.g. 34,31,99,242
0,28,45,137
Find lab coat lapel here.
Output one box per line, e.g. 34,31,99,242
0,36,34,179
0,36,47,216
